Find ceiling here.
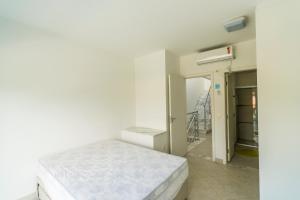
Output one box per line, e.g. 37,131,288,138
0,0,260,58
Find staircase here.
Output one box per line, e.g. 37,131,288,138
186,87,212,143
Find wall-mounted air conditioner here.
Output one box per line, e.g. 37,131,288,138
196,46,234,65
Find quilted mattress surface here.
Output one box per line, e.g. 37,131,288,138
38,140,188,200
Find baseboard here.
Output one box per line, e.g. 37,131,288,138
17,192,37,200
215,157,226,165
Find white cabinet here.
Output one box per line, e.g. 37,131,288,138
121,127,168,153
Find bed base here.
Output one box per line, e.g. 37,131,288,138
37,180,188,200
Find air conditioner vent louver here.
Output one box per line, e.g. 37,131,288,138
196,46,234,65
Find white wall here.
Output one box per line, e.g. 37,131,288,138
186,77,210,113
180,39,256,162
0,18,135,200
134,50,180,153
256,1,300,199
134,50,167,131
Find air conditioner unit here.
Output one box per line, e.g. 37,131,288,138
196,46,234,65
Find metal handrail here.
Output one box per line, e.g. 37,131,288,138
186,85,212,143
187,111,198,133
186,111,199,143
202,86,211,131
186,111,199,115
203,86,211,108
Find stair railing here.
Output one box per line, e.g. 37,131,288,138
186,111,199,143
186,86,212,143
203,87,211,130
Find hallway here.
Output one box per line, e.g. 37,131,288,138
186,133,259,200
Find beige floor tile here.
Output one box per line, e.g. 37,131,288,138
186,133,259,200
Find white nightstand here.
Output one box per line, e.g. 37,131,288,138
121,127,169,153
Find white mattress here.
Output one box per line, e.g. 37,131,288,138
37,140,188,200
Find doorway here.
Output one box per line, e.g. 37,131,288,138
185,76,213,160
225,70,259,168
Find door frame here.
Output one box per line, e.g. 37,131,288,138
184,72,216,162
225,72,236,162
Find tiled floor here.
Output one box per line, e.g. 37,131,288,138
186,133,259,200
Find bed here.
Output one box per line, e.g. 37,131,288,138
37,140,188,200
